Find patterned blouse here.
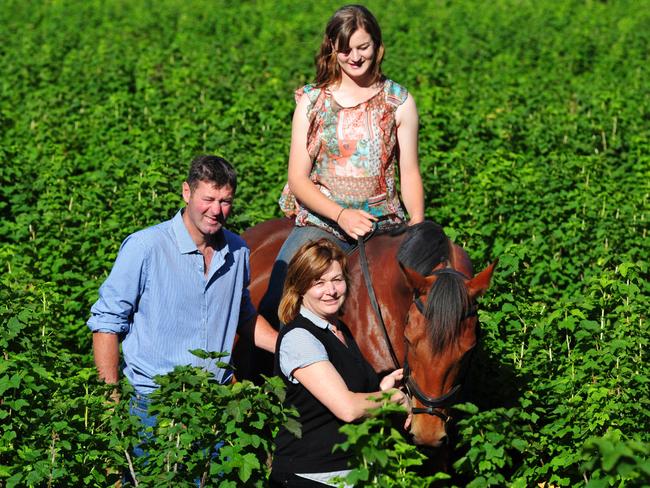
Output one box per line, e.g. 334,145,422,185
279,78,408,240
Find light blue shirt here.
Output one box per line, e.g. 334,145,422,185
87,210,256,394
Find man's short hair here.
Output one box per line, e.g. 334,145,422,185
187,155,237,193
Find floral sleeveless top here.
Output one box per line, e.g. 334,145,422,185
278,79,408,240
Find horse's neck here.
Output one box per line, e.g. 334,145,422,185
343,234,412,372
449,242,474,278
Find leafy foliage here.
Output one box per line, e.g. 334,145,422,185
1,0,648,485
335,398,445,487
127,354,296,487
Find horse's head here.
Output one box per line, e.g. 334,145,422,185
400,260,496,446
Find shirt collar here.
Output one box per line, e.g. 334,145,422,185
172,210,198,254
299,306,335,330
172,209,230,256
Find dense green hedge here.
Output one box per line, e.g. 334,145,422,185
1,0,648,485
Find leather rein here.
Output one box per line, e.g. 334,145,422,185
357,236,476,421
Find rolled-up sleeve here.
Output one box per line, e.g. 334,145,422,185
87,235,148,335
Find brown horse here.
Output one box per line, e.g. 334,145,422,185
238,217,496,447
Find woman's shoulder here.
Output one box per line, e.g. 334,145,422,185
382,78,409,107
281,326,320,348
278,318,328,359
281,314,322,339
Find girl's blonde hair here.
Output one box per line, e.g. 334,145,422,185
278,239,349,324
313,4,385,88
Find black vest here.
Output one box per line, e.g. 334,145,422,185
272,314,380,473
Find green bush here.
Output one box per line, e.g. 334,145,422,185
1,0,648,485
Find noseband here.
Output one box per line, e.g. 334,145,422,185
403,358,460,421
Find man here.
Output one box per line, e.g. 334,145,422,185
88,155,277,394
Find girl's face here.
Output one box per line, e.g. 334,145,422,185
302,260,347,321
335,28,375,82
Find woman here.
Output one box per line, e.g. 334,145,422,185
276,3,425,263
270,239,409,487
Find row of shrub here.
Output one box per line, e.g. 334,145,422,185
1,0,648,485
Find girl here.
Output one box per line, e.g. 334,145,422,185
262,5,425,322
260,5,424,325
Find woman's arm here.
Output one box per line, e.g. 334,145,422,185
287,94,376,239
395,93,425,225
293,360,406,423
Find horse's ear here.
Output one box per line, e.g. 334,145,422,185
399,263,437,292
466,259,498,299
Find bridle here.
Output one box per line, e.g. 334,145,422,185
404,287,477,421
403,359,460,421
357,237,477,423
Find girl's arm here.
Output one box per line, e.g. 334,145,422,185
293,360,406,423
395,93,425,225
287,94,376,239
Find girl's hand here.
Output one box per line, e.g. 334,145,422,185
380,368,404,391
337,208,376,240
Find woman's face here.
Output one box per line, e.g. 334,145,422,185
302,260,347,321
335,28,375,82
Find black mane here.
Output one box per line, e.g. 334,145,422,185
396,220,449,276
396,223,471,353
424,269,472,354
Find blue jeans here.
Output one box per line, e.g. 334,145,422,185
122,394,155,485
258,226,355,328
129,393,156,458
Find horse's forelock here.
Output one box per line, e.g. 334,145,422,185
423,272,471,354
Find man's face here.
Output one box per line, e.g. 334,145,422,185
182,179,234,241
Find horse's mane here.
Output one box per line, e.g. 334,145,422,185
424,270,472,354
396,221,449,276
395,222,470,354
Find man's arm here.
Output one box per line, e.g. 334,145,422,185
238,313,278,353
252,314,278,353
93,332,119,383
87,234,147,382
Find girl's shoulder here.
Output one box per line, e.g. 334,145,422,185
294,83,324,105
382,78,409,108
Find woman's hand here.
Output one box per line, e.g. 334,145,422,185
381,369,412,429
337,208,377,240
380,368,404,391
387,388,412,429
389,388,412,430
